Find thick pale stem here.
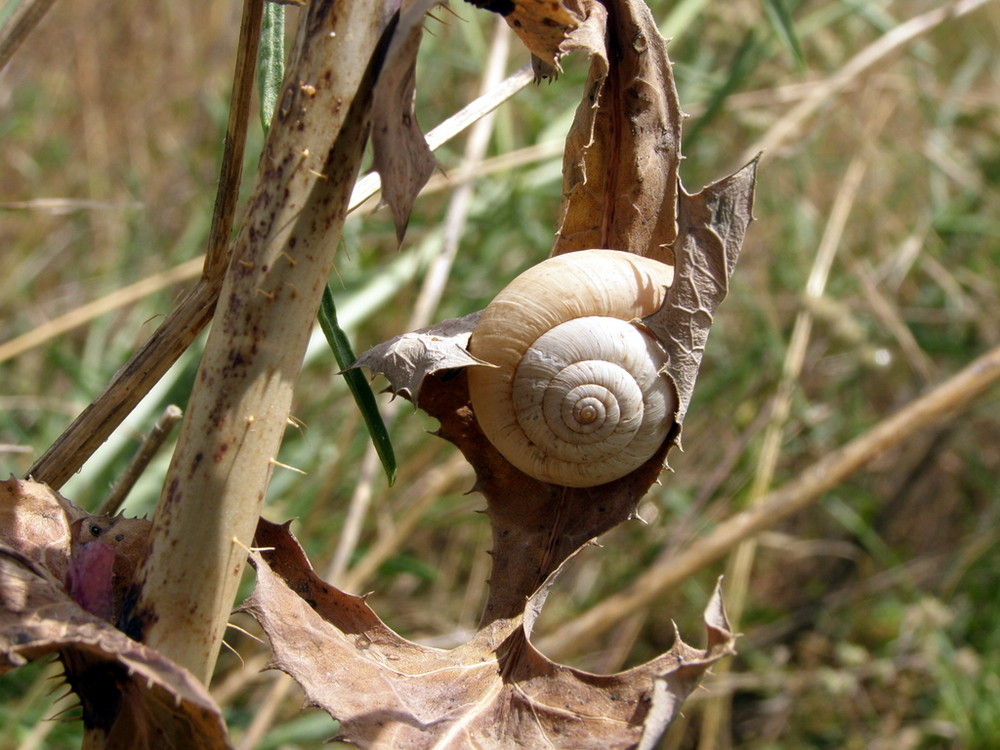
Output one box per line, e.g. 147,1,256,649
129,0,390,684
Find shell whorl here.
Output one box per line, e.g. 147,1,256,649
467,249,677,487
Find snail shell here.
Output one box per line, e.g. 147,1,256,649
467,249,677,487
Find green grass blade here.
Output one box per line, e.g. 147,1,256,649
763,0,805,71
319,285,397,486
257,1,285,133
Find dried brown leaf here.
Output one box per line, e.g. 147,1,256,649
0,552,230,749
0,474,83,583
351,312,493,401
0,477,152,625
551,0,683,261
0,478,229,748
247,519,733,749
643,158,759,426
371,0,441,241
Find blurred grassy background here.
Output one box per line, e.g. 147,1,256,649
1,0,999,748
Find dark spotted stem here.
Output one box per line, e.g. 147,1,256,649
125,0,395,685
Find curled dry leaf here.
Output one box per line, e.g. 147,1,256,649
551,0,683,262
370,0,442,241
0,473,85,584
351,311,492,402
644,159,759,428
0,477,230,749
247,519,734,749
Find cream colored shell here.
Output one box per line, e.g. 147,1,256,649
467,249,677,487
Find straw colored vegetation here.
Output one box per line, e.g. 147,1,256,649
1,0,998,747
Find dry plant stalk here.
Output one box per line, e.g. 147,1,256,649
122,0,395,684
0,0,57,71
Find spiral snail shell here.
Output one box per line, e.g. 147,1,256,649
467,249,678,487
